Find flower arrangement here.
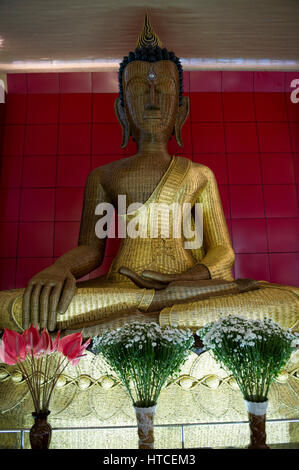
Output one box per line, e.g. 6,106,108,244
198,316,298,448
0,325,90,448
198,316,298,402
0,325,90,413
90,321,194,448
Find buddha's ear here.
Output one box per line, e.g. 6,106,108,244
115,97,130,148
174,96,190,147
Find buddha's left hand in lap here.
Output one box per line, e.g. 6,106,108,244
142,264,211,284
119,264,210,289
118,267,167,289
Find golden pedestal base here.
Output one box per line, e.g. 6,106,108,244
0,350,298,449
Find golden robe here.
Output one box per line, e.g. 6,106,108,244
1,156,298,334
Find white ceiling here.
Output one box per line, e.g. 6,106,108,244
0,0,298,72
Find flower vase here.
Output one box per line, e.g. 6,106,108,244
29,410,52,449
244,400,270,449
134,405,157,449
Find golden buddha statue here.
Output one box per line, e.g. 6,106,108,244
0,15,298,338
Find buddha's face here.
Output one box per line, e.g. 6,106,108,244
122,60,180,140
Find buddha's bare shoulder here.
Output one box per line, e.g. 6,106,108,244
85,156,135,184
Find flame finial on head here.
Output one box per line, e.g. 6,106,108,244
136,13,162,49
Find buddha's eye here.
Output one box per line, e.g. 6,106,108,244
158,80,176,94
126,78,149,96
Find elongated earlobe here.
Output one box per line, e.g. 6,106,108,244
115,98,131,148
174,96,190,147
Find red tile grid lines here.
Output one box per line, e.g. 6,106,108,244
0,71,298,289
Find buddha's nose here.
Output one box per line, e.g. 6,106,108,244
145,82,160,111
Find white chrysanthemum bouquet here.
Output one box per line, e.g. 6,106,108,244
198,316,298,402
91,321,194,406
198,316,298,449
90,321,194,449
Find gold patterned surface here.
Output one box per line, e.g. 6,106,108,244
0,28,298,446
160,282,299,332
136,13,162,49
1,423,298,450
0,154,298,447
0,350,298,448
1,156,298,334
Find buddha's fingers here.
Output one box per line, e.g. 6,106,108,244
40,285,54,330
118,267,166,290
22,281,35,329
236,278,260,293
57,276,76,316
30,284,43,328
48,284,63,332
142,271,205,282
142,270,179,283
143,265,210,283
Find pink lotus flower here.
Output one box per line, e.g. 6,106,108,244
36,329,51,355
37,329,60,356
21,326,60,357
22,325,40,355
0,339,18,365
0,326,89,415
0,329,26,364
58,332,91,365
49,330,60,353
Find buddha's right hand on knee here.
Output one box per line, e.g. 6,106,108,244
22,265,76,332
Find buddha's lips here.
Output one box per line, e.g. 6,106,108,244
142,112,162,120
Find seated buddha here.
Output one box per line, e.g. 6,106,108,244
0,16,298,337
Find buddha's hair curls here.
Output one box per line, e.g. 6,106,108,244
118,46,183,107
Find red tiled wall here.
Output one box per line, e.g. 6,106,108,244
0,97,4,157
0,71,298,290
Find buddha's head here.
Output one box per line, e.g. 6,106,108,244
115,15,189,148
